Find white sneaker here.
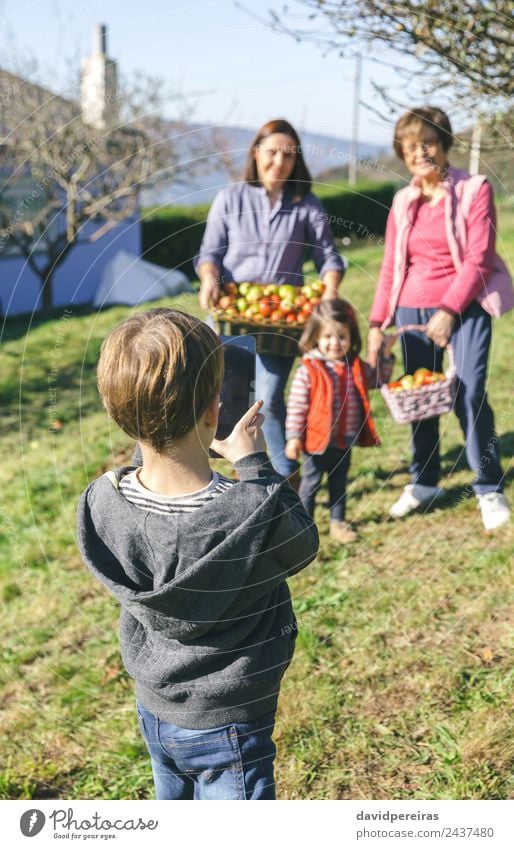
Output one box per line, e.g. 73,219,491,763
477,492,511,531
389,484,446,519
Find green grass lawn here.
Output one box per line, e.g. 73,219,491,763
0,211,513,800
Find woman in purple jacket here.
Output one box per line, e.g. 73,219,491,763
196,118,346,478
368,106,510,530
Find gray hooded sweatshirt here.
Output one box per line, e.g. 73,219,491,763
77,452,319,729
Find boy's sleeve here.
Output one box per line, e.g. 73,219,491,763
234,452,319,578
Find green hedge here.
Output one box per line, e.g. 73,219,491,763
141,204,210,279
141,181,398,276
314,180,397,241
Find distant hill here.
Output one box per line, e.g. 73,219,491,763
142,123,389,207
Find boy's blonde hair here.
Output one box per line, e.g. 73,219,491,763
97,308,224,451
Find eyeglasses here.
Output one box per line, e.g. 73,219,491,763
402,138,441,156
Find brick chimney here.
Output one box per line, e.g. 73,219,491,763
81,24,118,129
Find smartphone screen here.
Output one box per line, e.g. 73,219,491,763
210,335,256,456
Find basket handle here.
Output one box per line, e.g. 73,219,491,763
387,323,456,377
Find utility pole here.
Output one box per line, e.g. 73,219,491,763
348,53,362,187
469,117,482,175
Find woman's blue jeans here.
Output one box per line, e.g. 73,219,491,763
136,703,277,800
396,303,503,494
255,353,297,476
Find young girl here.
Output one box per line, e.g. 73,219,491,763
285,299,395,543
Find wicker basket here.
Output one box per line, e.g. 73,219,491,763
381,333,457,424
212,314,302,356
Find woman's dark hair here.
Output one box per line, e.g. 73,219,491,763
299,298,362,357
243,118,312,199
393,106,453,161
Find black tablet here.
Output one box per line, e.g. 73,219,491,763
210,335,256,455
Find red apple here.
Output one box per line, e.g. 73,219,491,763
218,295,234,310
259,299,273,318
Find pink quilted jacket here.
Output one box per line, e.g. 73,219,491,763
370,167,513,328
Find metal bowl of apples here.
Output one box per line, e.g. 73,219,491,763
211,281,325,356
381,365,457,424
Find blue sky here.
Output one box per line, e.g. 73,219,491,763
0,0,451,146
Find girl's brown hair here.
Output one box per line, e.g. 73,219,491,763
243,118,312,199
97,308,224,452
393,106,453,161
299,299,362,357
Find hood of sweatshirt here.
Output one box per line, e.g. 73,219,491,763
77,454,317,642
76,452,319,728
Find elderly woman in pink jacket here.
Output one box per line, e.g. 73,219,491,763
368,106,512,531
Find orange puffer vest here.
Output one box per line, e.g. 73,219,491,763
302,356,381,454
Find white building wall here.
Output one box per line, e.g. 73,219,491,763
0,216,141,317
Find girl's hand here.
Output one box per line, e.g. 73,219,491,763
426,310,455,348
210,400,266,465
285,438,302,461
367,327,384,368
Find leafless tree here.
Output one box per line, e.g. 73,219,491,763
267,1,513,125
0,65,188,310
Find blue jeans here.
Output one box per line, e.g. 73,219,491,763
136,703,277,800
299,448,352,521
255,353,297,476
396,303,503,494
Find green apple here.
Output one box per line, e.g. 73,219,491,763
278,284,296,302
400,375,415,389
238,282,252,296
236,297,248,312
246,285,263,303
301,284,314,299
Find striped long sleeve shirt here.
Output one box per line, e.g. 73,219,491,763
286,351,393,449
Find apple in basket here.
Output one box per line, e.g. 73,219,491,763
258,299,273,318
246,285,263,304
310,280,325,295
400,375,415,390
422,371,445,384
413,367,430,386
278,284,297,302
218,295,235,310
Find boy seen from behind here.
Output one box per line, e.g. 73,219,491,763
77,308,319,800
